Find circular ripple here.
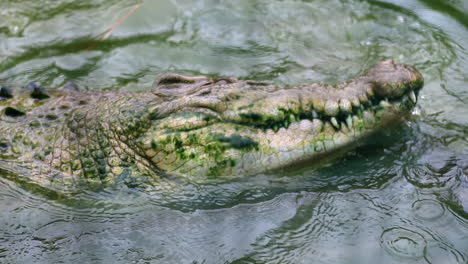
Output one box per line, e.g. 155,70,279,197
425,243,467,264
404,166,452,189
412,199,445,221
380,227,427,260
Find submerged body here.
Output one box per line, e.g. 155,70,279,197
0,60,423,191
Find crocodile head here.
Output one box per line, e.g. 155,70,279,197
140,60,423,178
0,59,423,188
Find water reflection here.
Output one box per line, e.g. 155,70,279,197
1,0,468,263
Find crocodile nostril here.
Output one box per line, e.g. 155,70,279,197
367,63,423,99
379,59,397,69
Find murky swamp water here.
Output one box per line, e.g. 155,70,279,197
1,0,467,263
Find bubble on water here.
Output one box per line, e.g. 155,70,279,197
412,108,421,115
380,227,427,260
412,199,445,221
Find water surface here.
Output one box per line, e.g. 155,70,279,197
1,0,467,263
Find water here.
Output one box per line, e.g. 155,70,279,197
1,0,467,263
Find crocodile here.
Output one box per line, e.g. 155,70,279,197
0,59,423,192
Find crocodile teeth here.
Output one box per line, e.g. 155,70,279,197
380,100,392,108
312,110,318,119
358,94,368,104
366,86,374,97
350,96,360,107
289,114,296,122
346,115,353,128
409,91,417,103
325,100,339,116
339,99,352,113
273,125,279,132
331,117,340,129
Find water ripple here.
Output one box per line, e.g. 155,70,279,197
380,227,427,260
412,199,445,221
425,242,467,264
404,150,464,190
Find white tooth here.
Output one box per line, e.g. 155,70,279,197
350,97,360,107
366,86,374,97
325,100,339,116
346,115,353,128
380,100,392,108
331,117,339,129
358,94,368,104
312,110,318,119
363,111,375,124
409,91,417,103
340,122,349,133
339,99,352,113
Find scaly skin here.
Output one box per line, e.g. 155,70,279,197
0,60,423,191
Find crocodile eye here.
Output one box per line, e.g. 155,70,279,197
152,73,212,97
157,112,218,131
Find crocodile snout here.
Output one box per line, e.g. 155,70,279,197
367,59,424,99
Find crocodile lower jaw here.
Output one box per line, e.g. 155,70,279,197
237,89,419,173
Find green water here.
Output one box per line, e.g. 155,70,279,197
1,0,467,263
